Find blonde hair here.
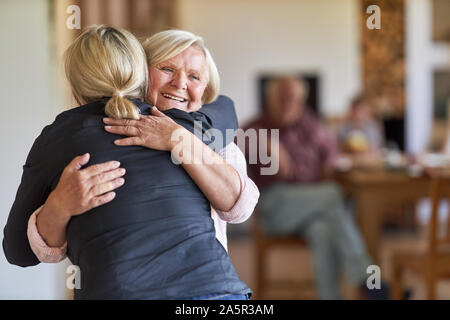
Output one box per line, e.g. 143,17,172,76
142,29,220,105
64,25,148,119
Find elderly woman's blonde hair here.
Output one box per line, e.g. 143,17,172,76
64,25,148,119
142,29,220,105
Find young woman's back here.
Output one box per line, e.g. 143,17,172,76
7,98,250,299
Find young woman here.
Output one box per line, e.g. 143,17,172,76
4,26,258,300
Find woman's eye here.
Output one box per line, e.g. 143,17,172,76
190,75,200,80
161,67,173,72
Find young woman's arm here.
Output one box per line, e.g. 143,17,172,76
3,139,48,267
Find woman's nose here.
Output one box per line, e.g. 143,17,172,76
171,72,187,90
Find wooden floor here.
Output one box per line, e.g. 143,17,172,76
227,228,450,300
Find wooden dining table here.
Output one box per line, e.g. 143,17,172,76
335,167,432,263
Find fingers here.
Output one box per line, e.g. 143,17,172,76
89,191,116,209
103,117,138,126
90,177,125,197
82,166,126,210
81,160,121,178
104,125,139,136
89,167,126,186
66,153,90,172
114,137,142,146
104,124,143,146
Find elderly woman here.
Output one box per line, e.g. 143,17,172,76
31,29,258,257
4,26,258,300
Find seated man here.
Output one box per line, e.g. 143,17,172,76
242,76,385,299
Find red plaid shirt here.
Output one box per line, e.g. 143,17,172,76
242,109,339,189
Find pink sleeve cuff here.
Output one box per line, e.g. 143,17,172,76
214,143,260,224
27,206,67,263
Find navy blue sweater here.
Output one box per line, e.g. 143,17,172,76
3,96,251,299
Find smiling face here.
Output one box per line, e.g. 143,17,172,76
147,45,208,112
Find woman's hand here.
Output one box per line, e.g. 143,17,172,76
103,107,184,151
37,153,126,247
44,153,126,219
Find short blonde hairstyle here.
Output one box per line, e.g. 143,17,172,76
64,25,148,119
142,29,220,105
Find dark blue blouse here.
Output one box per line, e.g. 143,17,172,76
3,96,251,299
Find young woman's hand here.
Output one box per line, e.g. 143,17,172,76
103,107,185,152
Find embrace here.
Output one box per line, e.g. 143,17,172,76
3,26,259,300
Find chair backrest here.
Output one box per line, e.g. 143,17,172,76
428,175,450,255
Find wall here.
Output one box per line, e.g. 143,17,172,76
406,0,450,153
176,0,362,124
0,0,68,299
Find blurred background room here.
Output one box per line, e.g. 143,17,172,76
0,0,449,299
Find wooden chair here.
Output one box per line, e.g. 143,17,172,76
252,209,314,299
392,175,450,299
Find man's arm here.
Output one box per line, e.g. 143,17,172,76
317,124,340,180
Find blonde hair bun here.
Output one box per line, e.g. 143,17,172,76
64,25,148,119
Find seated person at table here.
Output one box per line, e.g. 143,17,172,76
338,95,384,155
242,76,386,300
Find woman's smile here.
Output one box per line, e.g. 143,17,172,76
161,92,188,103
147,46,207,112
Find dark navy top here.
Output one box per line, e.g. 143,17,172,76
3,96,251,299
